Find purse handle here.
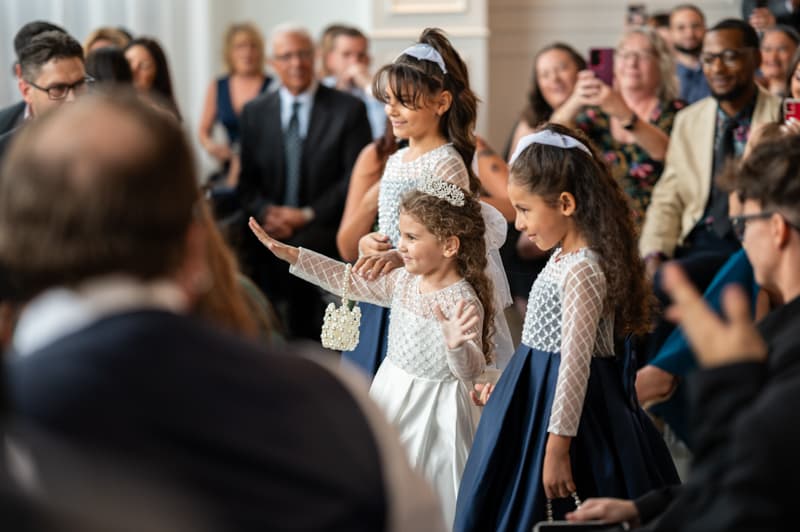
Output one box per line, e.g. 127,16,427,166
546,491,582,522
341,263,352,305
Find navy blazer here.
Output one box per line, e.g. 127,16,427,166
9,310,387,531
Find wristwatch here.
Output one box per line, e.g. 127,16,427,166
621,112,638,131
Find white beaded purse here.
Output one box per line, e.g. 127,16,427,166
320,263,361,351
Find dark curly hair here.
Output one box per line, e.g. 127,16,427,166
373,28,480,195
509,123,653,335
400,190,495,363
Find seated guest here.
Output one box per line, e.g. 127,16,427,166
786,46,800,98
124,37,181,119
0,20,66,136
758,25,800,96
743,0,800,32
237,24,371,340
0,30,87,160
198,22,271,188
320,25,386,139
0,90,444,532
640,19,782,362
669,4,710,104
553,27,685,228
567,131,800,531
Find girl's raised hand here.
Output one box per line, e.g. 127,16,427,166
435,299,479,350
354,249,404,280
248,216,299,265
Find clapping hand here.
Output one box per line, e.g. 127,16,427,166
248,216,299,265
434,299,479,350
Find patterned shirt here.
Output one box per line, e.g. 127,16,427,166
575,99,687,228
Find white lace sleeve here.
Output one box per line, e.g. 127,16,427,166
290,248,399,307
547,259,607,436
433,150,470,191
443,299,486,381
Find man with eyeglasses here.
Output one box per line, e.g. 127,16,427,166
237,23,371,340
566,131,800,531
0,21,67,137
639,19,782,363
0,30,88,161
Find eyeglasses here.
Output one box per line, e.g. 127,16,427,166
615,49,657,63
730,211,800,241
700,48,752,67
273,50,313,63
26,77,95,100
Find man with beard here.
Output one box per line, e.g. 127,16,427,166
670,4,710,104
639,19,781,359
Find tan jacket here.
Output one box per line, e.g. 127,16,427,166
639,87,782,257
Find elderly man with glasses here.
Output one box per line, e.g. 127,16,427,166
0,30,91,161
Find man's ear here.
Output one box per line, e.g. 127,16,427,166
443,235,460,258
19,78,33,105
559,192,577,217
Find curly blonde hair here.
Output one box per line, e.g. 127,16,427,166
400,190,495,364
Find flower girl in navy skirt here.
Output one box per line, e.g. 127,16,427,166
454,124,679,532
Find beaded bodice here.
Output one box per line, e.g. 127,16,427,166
290,248,486,382
522,248,614,436
377,143,469,246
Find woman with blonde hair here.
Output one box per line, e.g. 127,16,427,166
198,22,271,187
552,27,686,228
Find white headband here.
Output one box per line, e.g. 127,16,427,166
416,174,465,206
396,43,447,74
508,130,592,165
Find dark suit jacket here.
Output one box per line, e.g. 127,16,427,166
237,84,371,252
0,101,25,137
9,310,387,532
637,295,800,531
0,128,17,163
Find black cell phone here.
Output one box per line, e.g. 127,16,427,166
755,0,769,8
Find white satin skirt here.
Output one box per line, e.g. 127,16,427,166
370,357,481,528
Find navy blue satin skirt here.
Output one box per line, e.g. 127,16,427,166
454,344,679,531
341,302,390,379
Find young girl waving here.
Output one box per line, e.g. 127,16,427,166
342,28,513,378
454,124,679,531
249,175,494,528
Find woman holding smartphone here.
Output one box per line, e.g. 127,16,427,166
551,28,685,229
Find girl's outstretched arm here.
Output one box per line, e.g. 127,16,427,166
249,217,299,264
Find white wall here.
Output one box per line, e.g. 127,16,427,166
2,1,747,162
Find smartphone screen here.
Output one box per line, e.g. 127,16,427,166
589,48,615,86
784,98,800,121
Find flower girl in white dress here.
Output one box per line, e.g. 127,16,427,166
249,175,495,528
